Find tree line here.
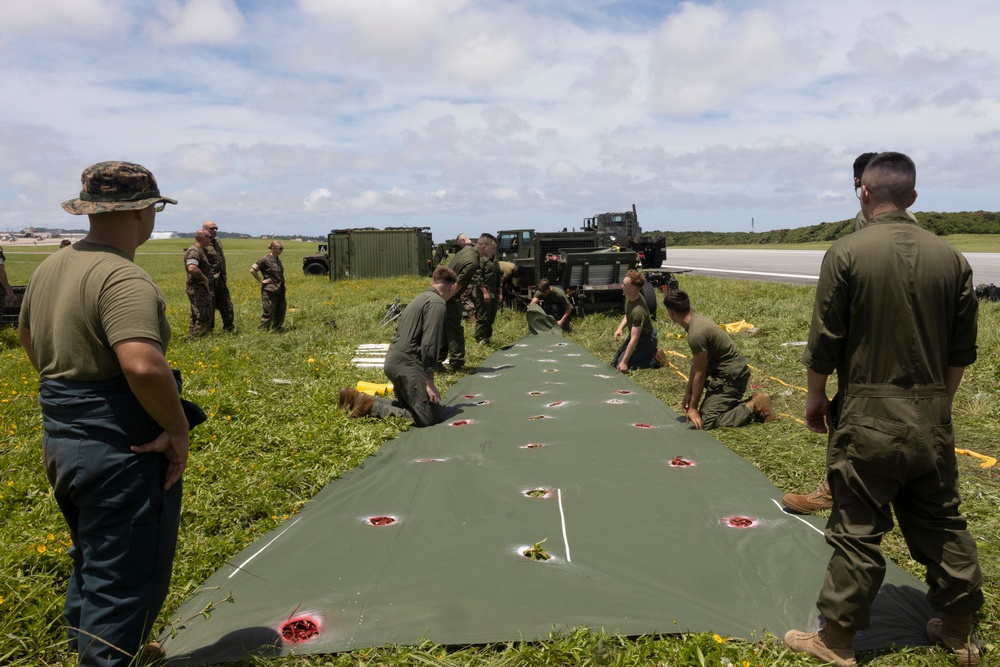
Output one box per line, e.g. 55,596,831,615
647,211,1000,246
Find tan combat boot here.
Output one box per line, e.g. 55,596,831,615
784,621,856,667
927,614,980,666
140,642,165,665
349,392,376,419
782,479,833,514
654,348,667,368
747,392,775,422
339,387,359,411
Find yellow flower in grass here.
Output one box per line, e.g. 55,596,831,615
36,545,47,554
713,634,725,644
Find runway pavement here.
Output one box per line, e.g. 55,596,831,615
663,248,1000,286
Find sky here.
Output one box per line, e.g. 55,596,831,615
1,0,999,241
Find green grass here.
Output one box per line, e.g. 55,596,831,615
1,240,997,666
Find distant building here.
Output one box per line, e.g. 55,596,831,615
150,231,179,240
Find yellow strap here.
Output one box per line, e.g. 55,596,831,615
955,448,997,468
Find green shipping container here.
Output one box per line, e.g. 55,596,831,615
327,228,434,280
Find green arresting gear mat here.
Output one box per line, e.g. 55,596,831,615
161,331,935,664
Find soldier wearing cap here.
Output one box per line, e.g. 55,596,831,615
18,161,205,666
184,229,215,339
202,220,235,331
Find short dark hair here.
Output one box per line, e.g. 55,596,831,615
663,289,691,314
432,266,458,285
537,278,551,292
861,152,916,210
853,152,877,182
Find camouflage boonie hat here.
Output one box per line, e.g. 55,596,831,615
61,161,178,215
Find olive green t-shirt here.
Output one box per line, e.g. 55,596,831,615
686,313,746,380
532,286,569,308
20,241,171,380
624,296,653,337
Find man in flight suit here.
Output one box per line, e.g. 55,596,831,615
340,266,460,426
440,234,494,370
784,152,983,667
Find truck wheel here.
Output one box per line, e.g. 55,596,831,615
303,262,327,276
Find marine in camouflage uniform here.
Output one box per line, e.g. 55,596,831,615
202,221,235,331
250,241,286,330
786,153,983,667
184,230,215,339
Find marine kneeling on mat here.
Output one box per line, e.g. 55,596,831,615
340,266,461,426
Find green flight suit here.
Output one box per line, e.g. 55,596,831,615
851,207,918,233
473,255,499,343
439,245,480,368
371,287,447,427
685,313,752,429
803,210,982,631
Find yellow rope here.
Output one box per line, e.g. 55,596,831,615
778,412,804,425
955,448,997,469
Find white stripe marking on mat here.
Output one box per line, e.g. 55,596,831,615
228,517,302,578
558,488,572,562
771,499,824,535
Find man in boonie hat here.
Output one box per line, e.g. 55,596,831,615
18,161,204,666
60,160,178,215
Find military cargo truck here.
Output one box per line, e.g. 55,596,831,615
582,204,666,269
496,229,639,314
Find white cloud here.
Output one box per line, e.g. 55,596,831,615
2,0,1000,240
304,188,331,209
0,0,124,34
649,4,817,117
153,0,244,45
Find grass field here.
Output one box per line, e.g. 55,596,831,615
1,239,997,666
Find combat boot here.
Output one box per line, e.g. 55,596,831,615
927,614,980,666
339,387,359,411
782,479,833,514
140,642,165,665
654,348,667,368
349,392,376,419
747,392,775,422
784,621,856,667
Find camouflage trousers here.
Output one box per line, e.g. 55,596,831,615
259,288,286,330
186,285,215,339
213,275,235,330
